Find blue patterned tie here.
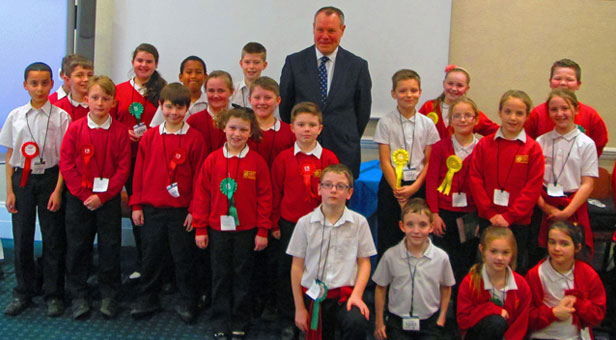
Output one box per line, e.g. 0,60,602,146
318,56,329,102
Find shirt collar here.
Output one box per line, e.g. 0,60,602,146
262,119,281,132
68,93,88,108
494,128,526,142
130,78,146,95
549,127,580,141
315,46,339,64
481,265,518,291
159,122,189,135
309,205,354,227
294,141,323,158
195,92,208,105
223,143,249,158
452,135,477,151
543,258,575,283
26,101,52,116
87,113,112,130
399,237,434,259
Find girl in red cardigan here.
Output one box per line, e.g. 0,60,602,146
427,97,480,287
457,226,531,340
418,64,498,139
192,107,272,339
526,221,606,340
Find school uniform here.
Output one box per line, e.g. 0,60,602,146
525,101,608,157
53,94,89,121
148,92,208,127
419,99,499,139
185,109,225,156
286,206,377,340
270,142,339,321
372,239,455,339
60,114,131,300
374,110,439,256
470,129,544,272
129,123,206,307
457,266,531,340
48,87,67,104
526,259,606,340
248,119,295,167
230,79,282,119
192,144,272,333
0,101,70,301
426,136,478,285
536,128,598,255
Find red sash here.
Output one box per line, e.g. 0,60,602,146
302,286,353,340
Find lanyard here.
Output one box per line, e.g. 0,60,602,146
495,138,522,191
551,135,577,186
398,110,416,169
450,137,476,194
259,120,278,164
405,243,419,316
316,208,343,283
161,122,184,183
25,106,51,163
85,120,110,179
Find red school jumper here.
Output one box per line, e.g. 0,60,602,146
186,109,225,156
525,102,608,157
191,147,272,237
248,121,295,168
457,270,531,340
129,126,206,211
469,133,544,225
426,138,476,213
60,117,131,202
526,259,606,339
419,99,499,139
54,96,89,121
270,147,338,230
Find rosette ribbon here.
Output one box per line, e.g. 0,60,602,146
20,142,39,187
80,144,95,188
437,155,462,195
220,177,239,225
129,102,144,120
427,111,439,125
169,149,187,183
392,149,409,188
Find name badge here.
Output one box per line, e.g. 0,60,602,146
493,189,509,206
452,192,468,207
31,160,46,175
403,168,418,181
166,182,180,198
402,316,420,331
93,177,109,193
547,183,564,197
133,123,147,138
220,215,236,231
306,280,323,301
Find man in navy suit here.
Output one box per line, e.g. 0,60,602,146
280,6,372,179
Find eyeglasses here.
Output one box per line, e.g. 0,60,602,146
452,114,476,121
319,182,351,191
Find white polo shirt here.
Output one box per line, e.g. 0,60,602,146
0,101,71,168
149,92,208,127
286,206,377,289
374,110,440,173
537,128,598,192
372,239,455,319
482,265,518,305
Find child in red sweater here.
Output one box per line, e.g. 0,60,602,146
60,75,131,319
128,83,206,323
192,107,272,339
470,90,544,274
457,226,531,340
418,64,498,139
526,221,606,340
53,54,93,121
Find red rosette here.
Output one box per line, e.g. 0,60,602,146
444,64,458,73
299,162,318,199
20,142,39,187
80,144,95,188
169,148,187,182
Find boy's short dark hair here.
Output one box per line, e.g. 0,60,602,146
159,82,191,107
550,58,581,82
400,198,433,223
24,62,53,81
314,6,345,25
241,42,267,61
249,76,280,97
62,54,93,77
290,101,323,124
392,69,421,91
180,55,207,74
321,163,353,188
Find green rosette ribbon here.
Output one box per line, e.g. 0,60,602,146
437,155,462,195
310,280,328,330
129,102,144,120
220,177,239,224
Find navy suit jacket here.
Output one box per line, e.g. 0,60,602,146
279,45,372,178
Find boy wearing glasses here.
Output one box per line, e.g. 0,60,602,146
287,163,376,340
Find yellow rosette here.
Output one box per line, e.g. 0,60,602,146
392,149,409,188
427,112,439,125
437,155,463,195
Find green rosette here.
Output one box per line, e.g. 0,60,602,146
220,178,239,224
310,280,328,330
129,102,144,120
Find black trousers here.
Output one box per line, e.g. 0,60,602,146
277,218,297,322
302,295,369,340
385,312,446,340
65,192,121,300
465,314,507,340
125,157,142,271
11,167,65,300
377,176,425,259
479,219,530,275
209,228,256,332
138,205,198,306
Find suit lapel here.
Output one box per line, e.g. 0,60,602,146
302,47,322,102
323,47,348,111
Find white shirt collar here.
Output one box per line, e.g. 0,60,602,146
68,93,88,108
309,205,354,227
223,143,250,158
399,237,434,259
194,92,208,105
494,128,527,142
481,265,518,291
262,119,281,132
548,127,580,142
315,46,339,64
130,78,146,95
452,135,477,151
294,141,323,158
26,101,53,116
543,258,575,283
87,113,112,130
159,122,189,135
